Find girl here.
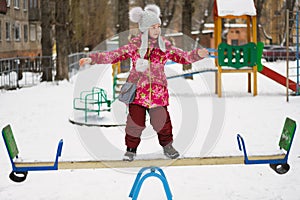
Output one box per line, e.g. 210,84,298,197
79,4,208,161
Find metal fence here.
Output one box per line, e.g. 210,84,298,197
0,52,88,90
68,52,86,78
0,56,55,90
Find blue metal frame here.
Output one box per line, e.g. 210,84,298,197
12,140,63,172
2,128,63,172
237,123,296,166
236,134,289,165
207,48,217,58
236,117,297,168
129,166,172,200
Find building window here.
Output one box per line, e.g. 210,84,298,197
0,0,8,14
14,0,20,9
231,39,239,46
7,0,11,7
29,0,37,8
30,24,36,41
24,24,28,42
14,23,21,41
6,22,10,41
23,0,27,10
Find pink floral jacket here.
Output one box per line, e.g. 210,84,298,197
89,35,204,108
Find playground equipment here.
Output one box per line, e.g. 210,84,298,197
2,124,63,182
129,166,172,200
260,66,299,92
237,117,297,174
286,9,300,100
217,40,300,95
214,0,258,97
213,0,300,97
112,62,122,100
217,42,263,97
73,87,111,122
2,117,296,183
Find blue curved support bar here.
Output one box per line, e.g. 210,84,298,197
129,167,152,197
130,166,172,200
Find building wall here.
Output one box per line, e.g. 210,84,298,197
226,27,248,45
0,0,41,59
260,0,285,45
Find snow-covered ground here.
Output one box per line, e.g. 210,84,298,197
0,59,300,200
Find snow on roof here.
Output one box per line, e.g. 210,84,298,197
216,0,256,17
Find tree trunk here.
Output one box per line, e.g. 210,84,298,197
286,0,296,45
198,0,213,34
55,0,70,81
154,0,177,29
117,0,130,72
182,0,193,79
255,0,265,42
41,0,53,81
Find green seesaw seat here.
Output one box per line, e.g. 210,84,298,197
2,125,63,182
237,117,297,174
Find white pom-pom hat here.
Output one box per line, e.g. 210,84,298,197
129,4,166,58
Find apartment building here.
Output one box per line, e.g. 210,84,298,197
0,0,41,58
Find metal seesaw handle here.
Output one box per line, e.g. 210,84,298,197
207,48,217,58
10,139,64,183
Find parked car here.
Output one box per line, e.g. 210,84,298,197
262,45,299,62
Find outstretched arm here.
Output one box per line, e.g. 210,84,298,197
79,41,138,67
167,46,208,64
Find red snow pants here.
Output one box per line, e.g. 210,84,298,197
125,104,173,149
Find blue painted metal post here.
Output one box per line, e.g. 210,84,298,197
129,166,172,200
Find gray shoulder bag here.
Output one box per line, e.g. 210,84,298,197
118,80,137,104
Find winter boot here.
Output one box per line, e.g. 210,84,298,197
163,144,179,159
123,147,137,161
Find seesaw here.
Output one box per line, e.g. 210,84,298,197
2,117,296,183
2,124,63,182
237,117,297,174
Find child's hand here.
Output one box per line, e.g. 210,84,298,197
79,58,92,67
198,48,209,58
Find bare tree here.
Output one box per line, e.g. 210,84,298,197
153,0,177,28
182,0,193,79
55,0,71,80
197,0,214,36
286,0,297,45
69,1,109,52
116,0,130,72
69,0,84,52
40,0,53,81
255,0,265,42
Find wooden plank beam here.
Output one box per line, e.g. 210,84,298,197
14,154,286,169
220,69,254,73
